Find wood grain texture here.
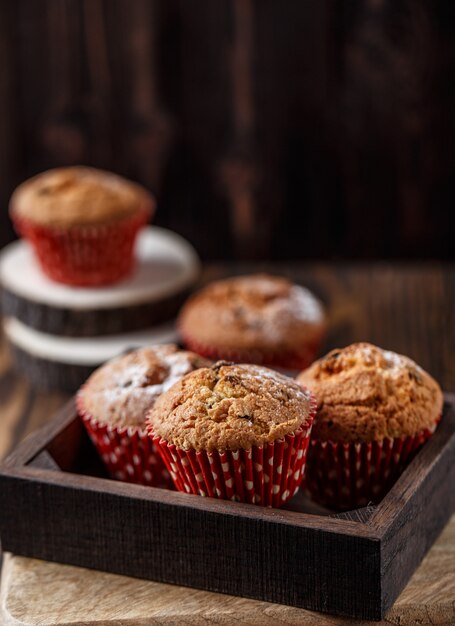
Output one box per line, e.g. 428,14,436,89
2,513,455,626
0,263,454,623
2,285,190,336
1,397,454,619
1,1,455,260
0,335,69,461
7,343,98,392
376,404,455,614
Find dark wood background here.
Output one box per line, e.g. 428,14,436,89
0,0,454,260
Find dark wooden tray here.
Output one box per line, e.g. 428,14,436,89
1,394,454,621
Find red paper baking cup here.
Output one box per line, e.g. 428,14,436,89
12,205,152,286
150,394,317,507
77,400,171,488
305,420,440,510
179,332,323,371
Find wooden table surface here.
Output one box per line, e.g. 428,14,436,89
1,262,454,625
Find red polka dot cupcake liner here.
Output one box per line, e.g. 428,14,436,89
150,396,317,507
179,333,323,371
12,206,152,287
305,419,440,511
77,399,171,489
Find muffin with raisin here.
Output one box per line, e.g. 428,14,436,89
297,342,443,509
147,361,317,506
10,166,154,285
77,344,210,487
178,274,326,370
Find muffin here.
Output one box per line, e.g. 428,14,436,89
10,166,154,286
178,274,326,370
76,344,210,487
297,343,443,510
147,361,317,506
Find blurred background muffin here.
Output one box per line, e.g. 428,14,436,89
10,166,154,286
148,360,317,506
77,344,210,487
178,274,326,370
297,342,443,510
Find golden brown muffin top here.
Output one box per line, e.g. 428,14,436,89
78,344,210,430
10,166,154,227
178,274,326,352
297,343,443,443
147,361,315,451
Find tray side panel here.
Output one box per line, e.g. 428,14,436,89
0,475,382,620
378,410,455,614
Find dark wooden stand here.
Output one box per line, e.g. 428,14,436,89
0,227,200,336
0,226,199,390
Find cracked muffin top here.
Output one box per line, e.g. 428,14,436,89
178,274,326,352
77,344,210,430
146,361,315,450
10,166,154,227
297,343,443,442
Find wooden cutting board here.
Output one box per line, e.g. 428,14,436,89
2,513,455,626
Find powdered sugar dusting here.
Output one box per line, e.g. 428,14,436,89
382,349,422,376
219,283,324,343
108,347,200,400
161,351,202,391
289,286,325,323
82,344,208,428
235,364,313,403
351,344,423,377
356,344,377,365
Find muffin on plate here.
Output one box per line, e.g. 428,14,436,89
76,344,210,487
10,166,154,286
297,343,443,510
147,361,317,506
178,274,326,370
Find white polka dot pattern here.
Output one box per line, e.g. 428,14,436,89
79,409,172,489
305,419,439,510
151,414,315,508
